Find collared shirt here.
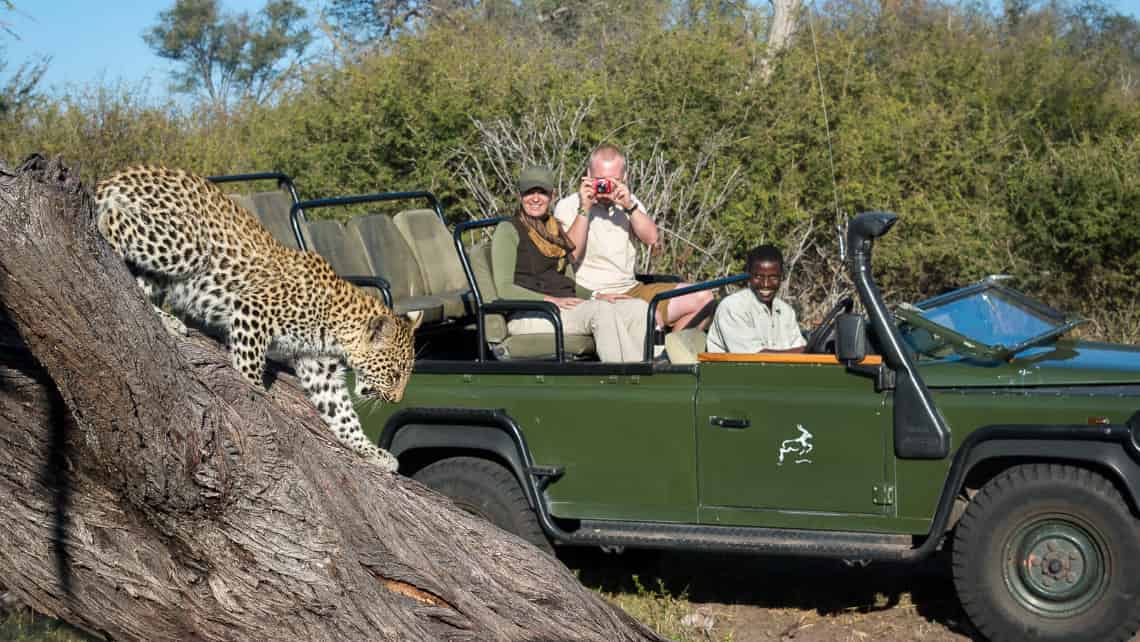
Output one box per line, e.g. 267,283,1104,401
706,289,807,353
553,193,646,294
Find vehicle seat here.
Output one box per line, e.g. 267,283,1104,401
251,191,304,250
467,242,595,360
664,328,707,365
346,214,448,322
226,190,303,250
227,193,257,215
393,208,472,319
300,219,444,323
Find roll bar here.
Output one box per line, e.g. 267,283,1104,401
289,190,444,252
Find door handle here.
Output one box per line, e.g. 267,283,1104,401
709,416,750,429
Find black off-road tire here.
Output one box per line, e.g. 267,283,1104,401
413,456,554,556
953,463,1140,642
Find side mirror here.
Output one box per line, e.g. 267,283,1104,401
835,313,867,363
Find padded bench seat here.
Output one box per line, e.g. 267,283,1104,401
225,190,303,250
393,208,473,319
346,213,456,323
300,219,445,323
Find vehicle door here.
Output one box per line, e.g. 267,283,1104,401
695,354,891,528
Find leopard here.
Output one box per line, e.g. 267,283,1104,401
94,165,423,472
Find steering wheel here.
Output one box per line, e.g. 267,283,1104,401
803,295,854,354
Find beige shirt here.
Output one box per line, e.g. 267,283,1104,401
706,289,806,353
553,193,646,294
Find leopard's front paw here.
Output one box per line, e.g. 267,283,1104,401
154,306,191,337
371,447,399,473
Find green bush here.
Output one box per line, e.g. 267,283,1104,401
3,0,1137,338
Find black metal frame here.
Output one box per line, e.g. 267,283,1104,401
641,274,749,361
287,190,447,310
289,190,445,253
207,171,301,202
635,273,684,285
207,171,306,247
341,275,394,308
452,217,566,362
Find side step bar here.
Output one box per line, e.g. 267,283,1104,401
560,520,917,561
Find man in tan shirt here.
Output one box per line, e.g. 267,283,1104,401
706,244,807,353
553,144,713,332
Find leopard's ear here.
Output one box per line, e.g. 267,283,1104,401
404,309,424,331
367,315,393,343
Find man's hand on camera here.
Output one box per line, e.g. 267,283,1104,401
613,180,636,211
578,176,597,210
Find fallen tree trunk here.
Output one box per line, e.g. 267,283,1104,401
0,155,663,642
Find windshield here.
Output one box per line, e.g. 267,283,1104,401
897,284,1080,360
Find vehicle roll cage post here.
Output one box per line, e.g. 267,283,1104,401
207,171,303,205
846,211,950,459
452,218,566,363
207,171,309,249
642,274,750,361
287,191,446,309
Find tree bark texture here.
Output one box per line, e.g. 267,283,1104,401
758,0,803,81
0,155,664,642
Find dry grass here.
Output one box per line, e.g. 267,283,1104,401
0,609,94,642
567,549,974,642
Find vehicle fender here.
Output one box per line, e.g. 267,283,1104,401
962,438,1140,512
903,421,1140,561
379,407,537,510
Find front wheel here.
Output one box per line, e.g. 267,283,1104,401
953,463,1140,642
412,456,554,556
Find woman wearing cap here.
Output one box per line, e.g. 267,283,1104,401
491,166,649,363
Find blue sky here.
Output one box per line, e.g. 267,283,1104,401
2,1,271,98
3,0,1140,100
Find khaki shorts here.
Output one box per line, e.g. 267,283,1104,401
624,281,678,325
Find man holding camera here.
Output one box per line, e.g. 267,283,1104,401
553,144,713,332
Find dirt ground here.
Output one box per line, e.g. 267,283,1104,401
565,548,980,641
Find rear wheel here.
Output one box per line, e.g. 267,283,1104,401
953,463,1140,642
413,456,554,556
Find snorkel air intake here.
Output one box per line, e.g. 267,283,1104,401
847,212,950,459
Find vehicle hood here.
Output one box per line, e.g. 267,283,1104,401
918,340,1140,388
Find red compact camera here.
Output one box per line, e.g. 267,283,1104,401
594,178,613,196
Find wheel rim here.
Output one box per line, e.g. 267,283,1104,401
1003,514,1109,618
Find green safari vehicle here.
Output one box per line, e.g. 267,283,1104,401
357,211,1140,642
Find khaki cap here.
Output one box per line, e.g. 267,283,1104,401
517,166,555,194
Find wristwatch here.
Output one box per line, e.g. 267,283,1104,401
577,204,589,218
625,200,639,213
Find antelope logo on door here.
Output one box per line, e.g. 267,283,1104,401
778,424,814,465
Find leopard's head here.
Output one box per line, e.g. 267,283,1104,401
349,309,424,403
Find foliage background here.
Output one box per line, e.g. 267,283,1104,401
2,0,1137,339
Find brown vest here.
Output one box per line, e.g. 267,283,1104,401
510,217,576,297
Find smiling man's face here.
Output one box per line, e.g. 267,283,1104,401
748,259,783,306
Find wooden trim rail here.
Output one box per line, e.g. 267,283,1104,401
697,352,884,366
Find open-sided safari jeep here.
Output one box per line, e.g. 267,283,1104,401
333,209,1140,642
207,177,1140,642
